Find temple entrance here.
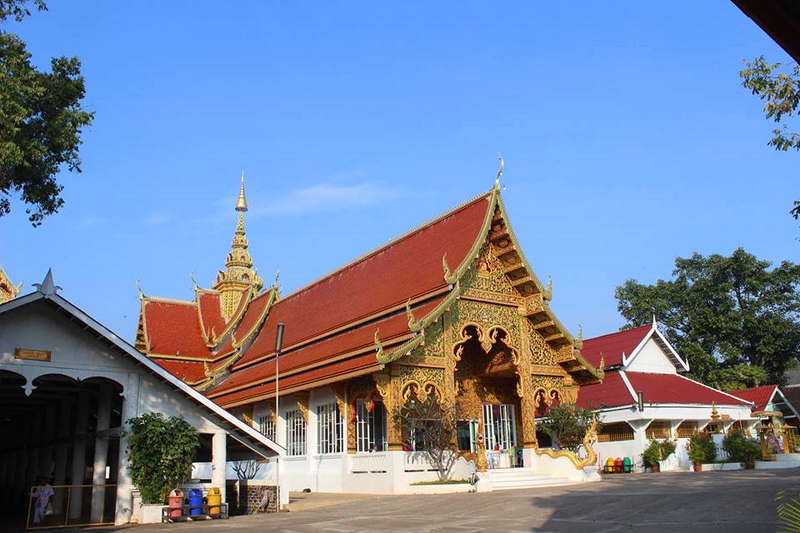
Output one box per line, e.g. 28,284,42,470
483,404,520,468
0,371,123,531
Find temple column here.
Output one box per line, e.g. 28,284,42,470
69,391,89,520
211,431,227,503
115,373,139,525
374,371,401,450
39,404,58,481
26,412,42,488
90,384,113,523
53,400,72,514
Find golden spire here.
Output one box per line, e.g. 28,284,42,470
236,171,248,212
213,173,263,319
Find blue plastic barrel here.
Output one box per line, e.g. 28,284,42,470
188,489,203,516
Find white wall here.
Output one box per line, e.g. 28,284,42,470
626,338,676,374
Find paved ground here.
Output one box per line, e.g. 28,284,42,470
24,468,800,532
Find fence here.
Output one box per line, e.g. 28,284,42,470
350,453,388,473
27,484,116,530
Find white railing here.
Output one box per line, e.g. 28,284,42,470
350,453,388,473
404,451,437,472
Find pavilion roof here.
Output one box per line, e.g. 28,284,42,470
577,370,751,409
729,384,779,413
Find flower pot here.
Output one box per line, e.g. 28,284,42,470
745,461,755,470
650,464,660,473
693,464,702,472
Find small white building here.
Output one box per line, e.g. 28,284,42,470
575,321,756,471
0,271,283,526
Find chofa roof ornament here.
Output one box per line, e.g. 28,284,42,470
33,269,61,296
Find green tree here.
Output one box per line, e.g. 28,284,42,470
537,403,600,453
126,413,200,504
740,57,800,219
0,0,94,225
615,248,800,386
394,394,459,481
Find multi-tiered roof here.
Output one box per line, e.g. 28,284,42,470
137,174,601,407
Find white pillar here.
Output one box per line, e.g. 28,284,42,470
211,431,227,503
90,384,113,523
69,392,89,520
115,373,139,525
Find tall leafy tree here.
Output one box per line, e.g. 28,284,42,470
615,248,800,387
0,0,94,225
740,57,800,219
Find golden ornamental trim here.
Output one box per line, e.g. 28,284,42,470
535,418,599,469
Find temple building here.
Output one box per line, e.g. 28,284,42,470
0,269,281,527
576,322,756,471
137,171,604,493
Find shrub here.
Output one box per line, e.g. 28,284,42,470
126,413,200,504
687,433,717,466
641,439,677,468
722,430,761,463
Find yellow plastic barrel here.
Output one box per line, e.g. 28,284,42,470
604,457,615,473
207,487,221,515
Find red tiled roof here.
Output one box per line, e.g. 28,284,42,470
729,385,778,412
576,371,635,409
209,297,446,404
580,325,651,368
215,288,275,355
197,291,225,340
233,193,491,369
143,300,211,358
152,359,209,383
625,371,751,407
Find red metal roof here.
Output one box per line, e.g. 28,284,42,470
142,300,212,358
580,325,651,368
728,385,778,413
576,371,635,409
625,371,751,407
578,370,751,409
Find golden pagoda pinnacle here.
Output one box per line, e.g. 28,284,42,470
236,171,248,212
213,173,264,319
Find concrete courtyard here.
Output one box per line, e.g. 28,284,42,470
46,468,800,532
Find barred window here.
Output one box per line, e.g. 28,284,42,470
286,410,306,456
317,403,344,454
356,399,387,452
258,413,276,442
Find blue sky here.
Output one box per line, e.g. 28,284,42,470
1,1,797,342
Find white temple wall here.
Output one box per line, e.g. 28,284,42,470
626,338,677,374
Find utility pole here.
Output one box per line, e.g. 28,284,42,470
274,323,284,510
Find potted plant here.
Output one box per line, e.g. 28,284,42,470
641,439,676,472
126,413,200,523
722,430,761,468
688,433,717,472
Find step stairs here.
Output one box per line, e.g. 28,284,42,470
483,468,575,491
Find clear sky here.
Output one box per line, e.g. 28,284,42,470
1,1,797,343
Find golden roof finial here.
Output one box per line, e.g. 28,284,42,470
494,153,504,190
236,171,248,212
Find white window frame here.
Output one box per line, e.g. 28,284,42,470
483,403,517,451
286,409,307,456
356,399,387,452
316,403,344,454
257,413,276,442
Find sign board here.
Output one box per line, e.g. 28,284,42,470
15,348,51,362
